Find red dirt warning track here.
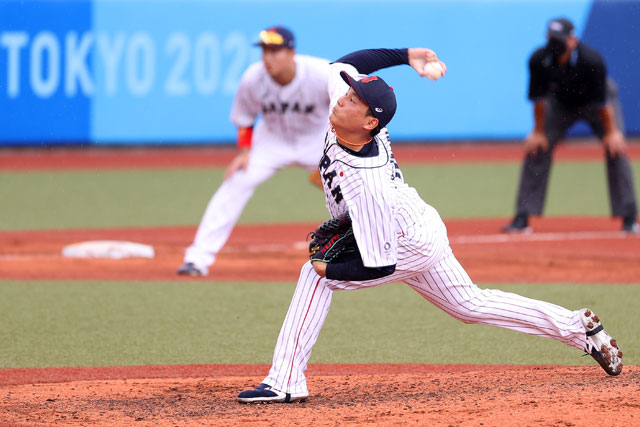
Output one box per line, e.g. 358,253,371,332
2,139,639,170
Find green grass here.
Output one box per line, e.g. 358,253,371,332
2,161,639,230
1,280,636,369
0,168,324,230
406,161,640,219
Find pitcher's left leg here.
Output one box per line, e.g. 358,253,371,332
405,250,587,350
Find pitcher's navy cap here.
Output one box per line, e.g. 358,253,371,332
340,71,397,129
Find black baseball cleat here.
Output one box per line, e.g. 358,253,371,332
622,216,639,234
237,383,308,404
501,214,532,234
580,308,623,376
176,262,208,276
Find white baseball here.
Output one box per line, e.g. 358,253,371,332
423,61,444,81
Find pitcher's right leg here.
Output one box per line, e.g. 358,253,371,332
238,262,333,403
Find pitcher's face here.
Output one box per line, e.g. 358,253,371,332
330,88,374,132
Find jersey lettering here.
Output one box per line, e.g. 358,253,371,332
263,103,276,113
261,101,315,115
330,185,344,204
319,153,344,204
319,153,331,171
323,170,336,188
391,154,403,181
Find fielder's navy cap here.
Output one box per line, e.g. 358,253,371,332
547,18,574,41
254,26,295,49
340,71,397,129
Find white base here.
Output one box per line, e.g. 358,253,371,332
62,240,155,259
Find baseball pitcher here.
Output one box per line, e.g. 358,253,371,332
237,47,623,404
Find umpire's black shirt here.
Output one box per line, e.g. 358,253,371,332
528,42,607,108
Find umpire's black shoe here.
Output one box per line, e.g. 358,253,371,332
501,214,531,233
622,216,639,234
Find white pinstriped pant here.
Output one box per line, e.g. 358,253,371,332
263,214,588,396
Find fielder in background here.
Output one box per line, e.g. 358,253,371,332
503,17,639,234
237,47,623,404
178,26,330,276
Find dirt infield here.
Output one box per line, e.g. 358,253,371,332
1,217,639,283
1,365,638,426
2,143,639,425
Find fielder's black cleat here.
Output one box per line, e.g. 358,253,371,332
176,262,208,276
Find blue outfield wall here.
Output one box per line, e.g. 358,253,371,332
0,0,638,146
0,0,92,143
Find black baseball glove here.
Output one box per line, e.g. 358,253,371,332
308,212,357,263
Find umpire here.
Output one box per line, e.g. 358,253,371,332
503,17,638,233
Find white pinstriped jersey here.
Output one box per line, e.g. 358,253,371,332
320,63,431,268
230,55,331,143
183,55,331,272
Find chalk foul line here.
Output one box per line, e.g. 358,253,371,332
0,230,636,260
449,230,636,244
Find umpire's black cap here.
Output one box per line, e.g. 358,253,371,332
340,71,397,129
254,26,295,49
547,18,575,41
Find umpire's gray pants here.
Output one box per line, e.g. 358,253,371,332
514,79,637,218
